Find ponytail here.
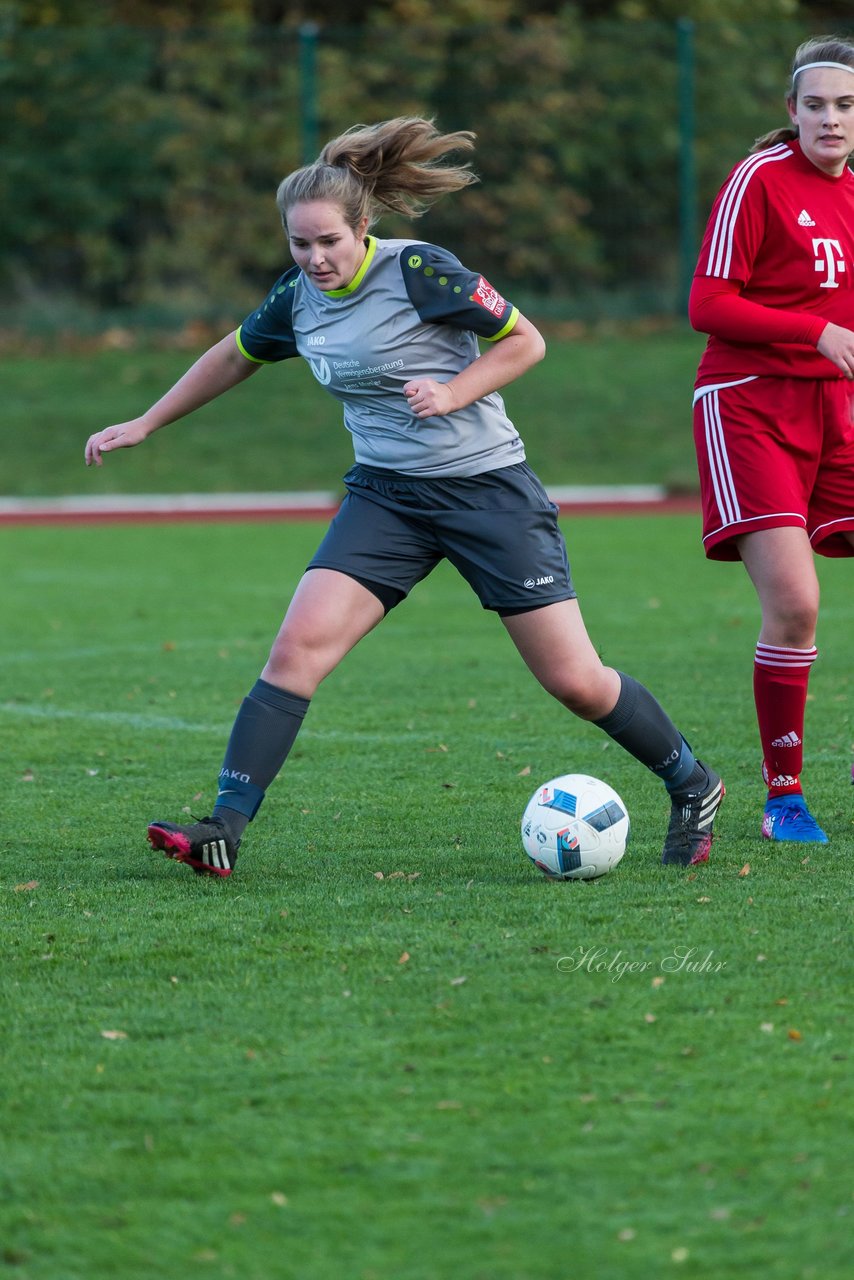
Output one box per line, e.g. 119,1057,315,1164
277,117,477,233
750,126,798,154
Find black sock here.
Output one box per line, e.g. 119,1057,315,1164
593,672,706,794
213,678,310,840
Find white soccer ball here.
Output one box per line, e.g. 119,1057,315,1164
521,773,630,881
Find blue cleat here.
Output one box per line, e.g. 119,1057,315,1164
761,794,828,844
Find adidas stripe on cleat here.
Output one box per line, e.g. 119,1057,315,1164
661,764,725,867
761,794,828,844
147,817,238,877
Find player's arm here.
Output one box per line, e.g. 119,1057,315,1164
84,332,260,467
404,313,546,419
815,322,854,379
688,276,827,345
689,277,854,379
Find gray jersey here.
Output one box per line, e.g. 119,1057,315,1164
236,237,527,478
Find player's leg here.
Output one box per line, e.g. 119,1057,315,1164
808,380,854,795
502,601,723,866
846,529,854,788
500,597,619,717
261,567,387,696
739,525,819,648
216,567,387,826
737,527,827,843
148,485,436,877
695,377,837,842
431,464,723,867
148,570,387,876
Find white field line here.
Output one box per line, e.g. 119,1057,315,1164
0,639,256,665
1,700,433,743
1,701,229,734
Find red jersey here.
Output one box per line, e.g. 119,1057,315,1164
692,139,854,386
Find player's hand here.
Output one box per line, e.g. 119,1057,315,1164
817,322,854,380
403,377,456,419
84,418,151,467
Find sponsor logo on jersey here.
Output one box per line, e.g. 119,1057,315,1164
473,276,507,317
307,335,326,346
797,209,815,226
812,237,846,288
310,355,332,385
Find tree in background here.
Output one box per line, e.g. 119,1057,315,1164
0,0,849,323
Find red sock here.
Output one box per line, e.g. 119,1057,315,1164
753,643,816,798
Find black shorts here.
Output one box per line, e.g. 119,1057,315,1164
307,462,576,615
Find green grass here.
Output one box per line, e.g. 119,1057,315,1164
2,324,707,497
1,515,851,1280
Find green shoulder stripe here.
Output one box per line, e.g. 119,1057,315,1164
235,326,270,364
483,306,520,343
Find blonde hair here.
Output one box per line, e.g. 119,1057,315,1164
751,34,854,153
276,116,478,233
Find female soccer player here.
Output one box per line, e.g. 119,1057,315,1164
690,36,854,844
85,116,723,876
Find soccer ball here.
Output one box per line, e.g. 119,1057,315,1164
521,773,630,881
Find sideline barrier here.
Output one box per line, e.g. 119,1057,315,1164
0,487,700,526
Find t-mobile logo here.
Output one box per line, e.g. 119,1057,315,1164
812,238,846,288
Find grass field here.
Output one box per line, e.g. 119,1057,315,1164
3,324,707,498
2,513,851,1280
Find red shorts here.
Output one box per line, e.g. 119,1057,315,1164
693,375,854,561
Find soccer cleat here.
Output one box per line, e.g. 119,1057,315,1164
761,794,828,844
147,816,238,877
661,764,725,867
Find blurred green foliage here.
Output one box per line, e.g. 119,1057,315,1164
0,0,847,323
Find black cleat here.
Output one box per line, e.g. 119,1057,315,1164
148,816,237,878
661,765,724,867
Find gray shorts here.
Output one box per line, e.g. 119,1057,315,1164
307,462,576,615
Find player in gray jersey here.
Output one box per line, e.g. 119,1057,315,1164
85,116,724,876
237,235,526,477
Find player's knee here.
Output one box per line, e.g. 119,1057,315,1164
766,593,819,646
263,629,327,693
545,670,613,721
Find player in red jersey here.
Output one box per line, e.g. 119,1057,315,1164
690,35,854,844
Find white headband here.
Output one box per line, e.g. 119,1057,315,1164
793,60,854,78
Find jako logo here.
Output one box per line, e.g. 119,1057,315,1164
219,767,250,784
524,575,555,588
307,335,325,346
